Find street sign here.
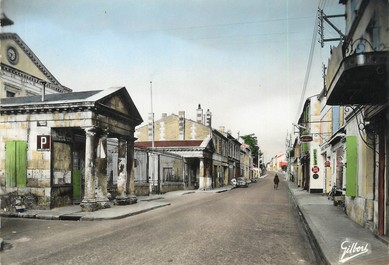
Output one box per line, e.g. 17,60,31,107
37,135,51,150
312,166,319,173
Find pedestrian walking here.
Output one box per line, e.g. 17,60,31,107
274,174,279,189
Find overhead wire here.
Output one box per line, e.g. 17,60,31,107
295,1,325,121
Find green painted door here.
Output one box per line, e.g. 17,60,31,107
73,169,81,201
6,141,27,188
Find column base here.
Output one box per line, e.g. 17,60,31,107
115,195,137,205
97,198,112,209
80,200,98,212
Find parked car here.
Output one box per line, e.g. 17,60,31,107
231,177,248,188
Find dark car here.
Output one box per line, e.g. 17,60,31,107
231,177,248,188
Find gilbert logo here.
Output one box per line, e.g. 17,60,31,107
339,239,370,263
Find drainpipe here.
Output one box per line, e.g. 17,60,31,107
41,81,47,102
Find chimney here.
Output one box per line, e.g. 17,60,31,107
196,104,203,124
219,126,225,133
205,109,212,127
178,111,185,140
161,113,167,119
41,81,47,102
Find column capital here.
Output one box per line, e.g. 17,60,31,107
84,127,96,137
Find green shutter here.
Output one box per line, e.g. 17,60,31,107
5,141,27,188
6,141,16,187
346,136,357,196
16,141,27,187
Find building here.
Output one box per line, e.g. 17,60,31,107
296,96,325,193
240,143,252,182
135,105,243,191
322,0,388,236
0,15,143,212
0,87,143,211
1,32,71,99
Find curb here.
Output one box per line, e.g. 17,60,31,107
287,184,329,265
79,202,171,221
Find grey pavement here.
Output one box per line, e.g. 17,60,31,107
288,180,389,265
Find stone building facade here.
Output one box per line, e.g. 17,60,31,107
0,87,143,211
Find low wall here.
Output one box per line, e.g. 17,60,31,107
134,183,150,196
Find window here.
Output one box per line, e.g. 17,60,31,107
6,91,16,97
163,167,176,182
53,142,72,185
6,141,27,187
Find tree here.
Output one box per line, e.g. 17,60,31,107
241,134,262,167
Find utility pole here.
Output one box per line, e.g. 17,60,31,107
150,81,154,149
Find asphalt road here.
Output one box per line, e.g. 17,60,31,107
0,174,318,265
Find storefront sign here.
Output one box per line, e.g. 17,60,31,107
300,135,313,142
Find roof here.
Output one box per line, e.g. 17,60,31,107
135,140,204,148
0,90,100,105
0,87,143,125
0,87,131,107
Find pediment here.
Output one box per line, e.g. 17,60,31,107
97,87,143,125
0,33,62,87
101,94,130,116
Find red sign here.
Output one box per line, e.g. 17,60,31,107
312,166,319,173
37,135,51,150
325,161,331,167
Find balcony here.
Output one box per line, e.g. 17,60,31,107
326,43,388,106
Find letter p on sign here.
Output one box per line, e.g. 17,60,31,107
37,135,51,150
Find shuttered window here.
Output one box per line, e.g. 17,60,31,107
346,136,358,196
6,141,27,188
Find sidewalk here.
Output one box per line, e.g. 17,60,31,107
288,181,389,265
0,186,232,222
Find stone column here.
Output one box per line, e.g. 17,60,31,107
127,139,137,204
183,158,189,189
198,158,205,190
80,127,98,212
115,138,129,205
95,134,111,208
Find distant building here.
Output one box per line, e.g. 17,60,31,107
135,105,242,191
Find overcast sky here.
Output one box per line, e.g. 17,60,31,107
3,0,344,162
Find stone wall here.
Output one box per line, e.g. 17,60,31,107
160,182,184,193
134,183,149,196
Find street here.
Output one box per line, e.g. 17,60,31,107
1,174,318,265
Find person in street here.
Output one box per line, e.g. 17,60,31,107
274,174,279,189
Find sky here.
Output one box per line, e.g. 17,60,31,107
2,0,344,162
